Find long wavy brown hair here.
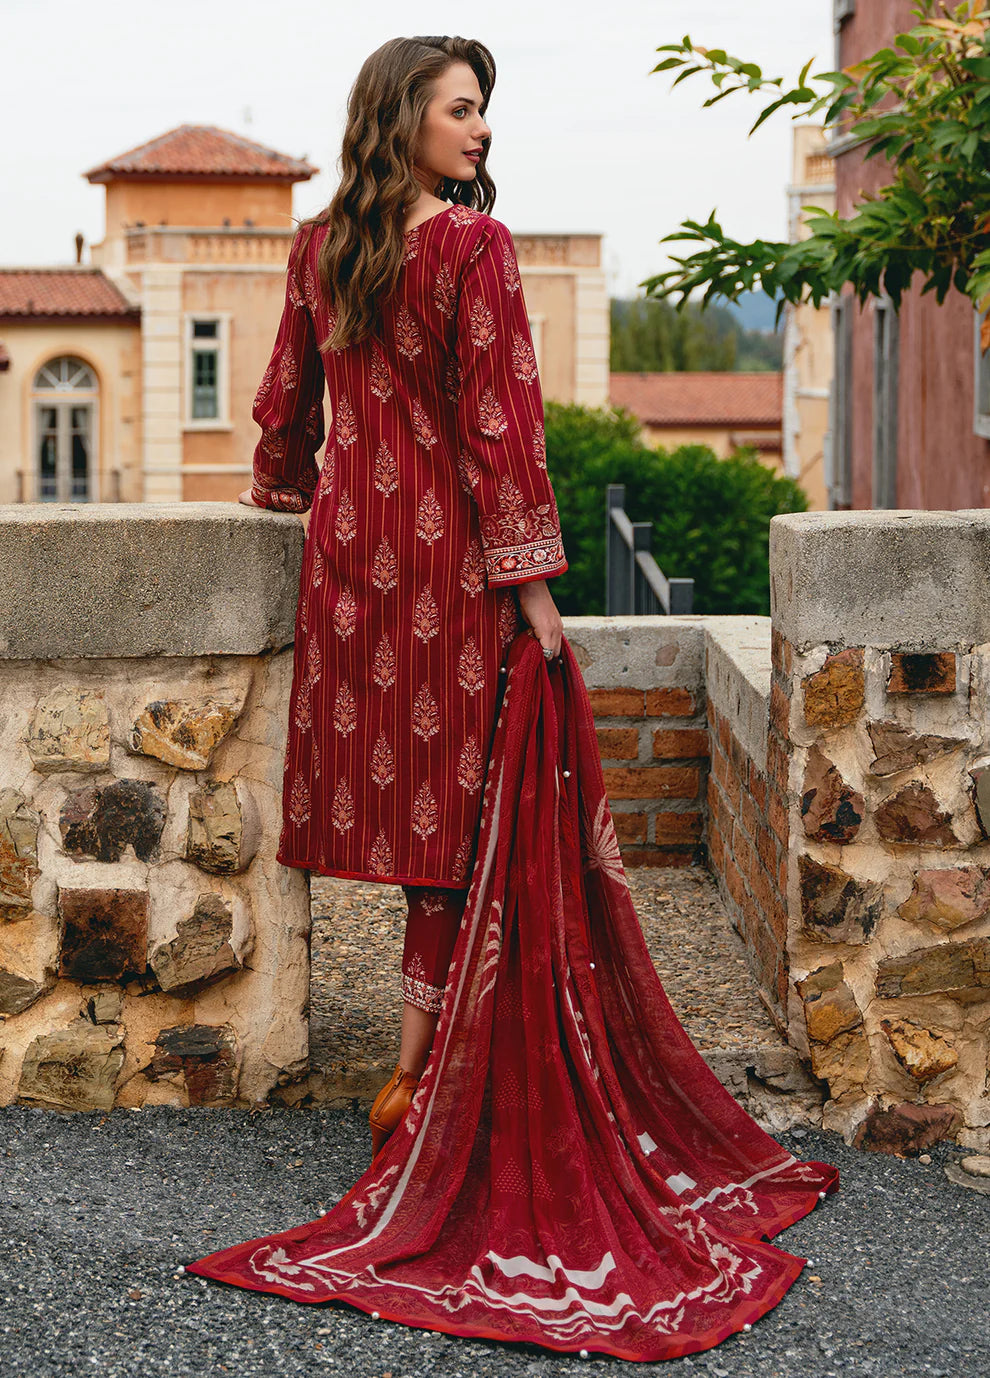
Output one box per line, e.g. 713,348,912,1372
299,36,497,352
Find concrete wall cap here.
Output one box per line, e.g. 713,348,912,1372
0,503,303,659
771,510,990,650
703,617,771,771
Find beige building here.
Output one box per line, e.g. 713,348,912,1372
0,125,608,506
609,371,783,469
781,124,835,511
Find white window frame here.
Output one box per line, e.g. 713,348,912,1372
183,312,232,431
31,355,100,503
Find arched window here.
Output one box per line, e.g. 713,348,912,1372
33,356,98,501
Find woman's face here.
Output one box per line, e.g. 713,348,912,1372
413,60,491,192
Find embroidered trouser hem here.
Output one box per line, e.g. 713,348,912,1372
401,885,466,1014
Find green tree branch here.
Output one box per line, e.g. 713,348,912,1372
643,1,990,314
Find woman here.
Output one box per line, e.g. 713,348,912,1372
238,35,566,1154
195,37,840,1359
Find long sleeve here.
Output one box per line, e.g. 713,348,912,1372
455,218,567,587
250,232,326,513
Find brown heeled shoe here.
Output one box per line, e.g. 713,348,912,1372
369,1062,421,1158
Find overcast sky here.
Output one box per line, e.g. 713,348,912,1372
2,0,834,298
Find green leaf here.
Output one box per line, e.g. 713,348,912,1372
895,31,922,55
702,87,739,108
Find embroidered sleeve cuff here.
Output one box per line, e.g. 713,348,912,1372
484,536,568,586
250,481,311,513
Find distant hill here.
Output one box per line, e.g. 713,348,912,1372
721,291,781,334
610,294,783,373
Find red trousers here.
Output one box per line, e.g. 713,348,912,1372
401,885,466,1013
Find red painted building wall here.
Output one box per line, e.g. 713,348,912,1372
836,0,990,508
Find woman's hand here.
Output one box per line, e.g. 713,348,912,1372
516,579,563,659
238,489,261,507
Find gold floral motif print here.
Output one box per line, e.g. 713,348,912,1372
371,535,398,592
370,732,396,788
415,489,445,543
452,832,474,879
411,398,437,448
470,298,496,349
477,385,508,439
334,489,357,543
331,776,355,832
457,637,485,695
279,346,298,391
412,586,440,641
411,683,441,740
260,427,285,462
332,584,357,637
368,830,394,873
511,331,538,383
456,449,481,493
373,441,398,494
532,420,547,469
335,392,357,447
372,634,397,688
434,263,457,317
459,539,486,596
457,734,484,792
395,304,423,359
288,770,311,825
332,680,357,734
253,362,276,408
502,240,521,292
370,344,393,401
411,781,440,839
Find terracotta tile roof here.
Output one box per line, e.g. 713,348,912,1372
610,372,782,427
84,125,318,183
0,270,140,320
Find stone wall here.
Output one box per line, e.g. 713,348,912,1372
772,511,990,1154
703,619,790,1029
0,505,309,1111
10,503,990,1152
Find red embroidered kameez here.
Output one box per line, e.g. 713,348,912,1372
250,204,567,894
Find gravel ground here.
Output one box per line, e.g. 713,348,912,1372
2,1106,989,1378
309,868,783,1103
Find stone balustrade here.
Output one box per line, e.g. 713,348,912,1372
5,503,990,1159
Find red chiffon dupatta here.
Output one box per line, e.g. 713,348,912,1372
187,633,838,1362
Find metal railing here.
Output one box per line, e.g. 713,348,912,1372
606,484,694,615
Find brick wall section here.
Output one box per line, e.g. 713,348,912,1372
590,685,708,867
705,628,791,1029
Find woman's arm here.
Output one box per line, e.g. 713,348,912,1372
246,232,326,513
454,218,567,654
